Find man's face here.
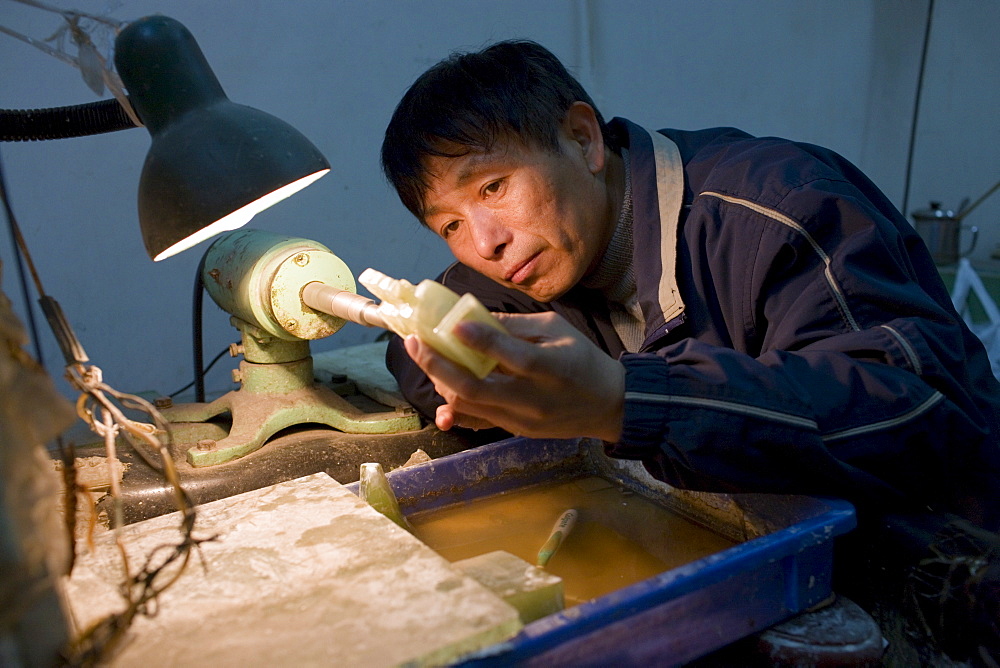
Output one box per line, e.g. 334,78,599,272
420,118,613,303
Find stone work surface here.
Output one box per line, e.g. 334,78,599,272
64,473,521,666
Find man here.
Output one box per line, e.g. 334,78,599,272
381,39,999,529
378,40,1000,660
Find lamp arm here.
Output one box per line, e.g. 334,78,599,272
0,98,140,142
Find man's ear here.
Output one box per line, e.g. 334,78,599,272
562,101,605,175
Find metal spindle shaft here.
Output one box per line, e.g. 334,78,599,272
301,282,387,329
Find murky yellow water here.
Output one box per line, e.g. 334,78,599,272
410,476,736,607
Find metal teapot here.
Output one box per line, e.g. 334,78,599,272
912,179,999,265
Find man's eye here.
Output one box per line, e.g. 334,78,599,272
442,220,460,237
483,179,504,197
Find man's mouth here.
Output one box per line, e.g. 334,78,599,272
506,252,541,285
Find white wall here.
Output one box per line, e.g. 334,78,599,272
1,0,997,402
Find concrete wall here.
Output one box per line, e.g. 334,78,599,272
1,0,997,401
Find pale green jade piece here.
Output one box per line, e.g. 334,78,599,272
453,551,565,623
358,268,507,379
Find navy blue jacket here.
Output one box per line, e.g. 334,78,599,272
387,119,1000,529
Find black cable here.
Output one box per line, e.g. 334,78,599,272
168,346,228,399
901,0,935,219
0,146,45,364
193,251,207,403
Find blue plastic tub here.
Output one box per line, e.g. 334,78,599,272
348,437,855,666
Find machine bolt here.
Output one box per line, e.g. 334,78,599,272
293,253,310,266
154,396,173,409
229,342,244,357
285,319,298,331
232,368,243,383
196,439,216,451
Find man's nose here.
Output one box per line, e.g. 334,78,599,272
470,210,510,259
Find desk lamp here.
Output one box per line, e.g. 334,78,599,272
1,12,329,664
115,15,330,261
4,14,330,260
5,13,332,365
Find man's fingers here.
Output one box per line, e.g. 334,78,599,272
405,334,508,417
435,404,456,431
404,312,624,442
490,311,562,340
453,319,547,376
406,334,478,391
435,404,497,432
403,334,418,357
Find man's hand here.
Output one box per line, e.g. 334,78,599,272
403,311,624,442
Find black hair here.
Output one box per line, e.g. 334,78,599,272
380,39,614,221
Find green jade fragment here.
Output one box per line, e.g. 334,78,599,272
454,551,565,624
359,462,412,532
537,509,578,567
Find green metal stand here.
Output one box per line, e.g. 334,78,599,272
163,319,421,467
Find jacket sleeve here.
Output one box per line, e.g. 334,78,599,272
610,174,1000,528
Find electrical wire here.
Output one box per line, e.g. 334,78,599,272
193,251,207,403
168,346,228,399
901,0,935,218
65,365,215,666
0,112,207,668
0,146,46,364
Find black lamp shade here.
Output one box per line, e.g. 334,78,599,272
114,16,330,261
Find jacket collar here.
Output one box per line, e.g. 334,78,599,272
609,118,686,343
